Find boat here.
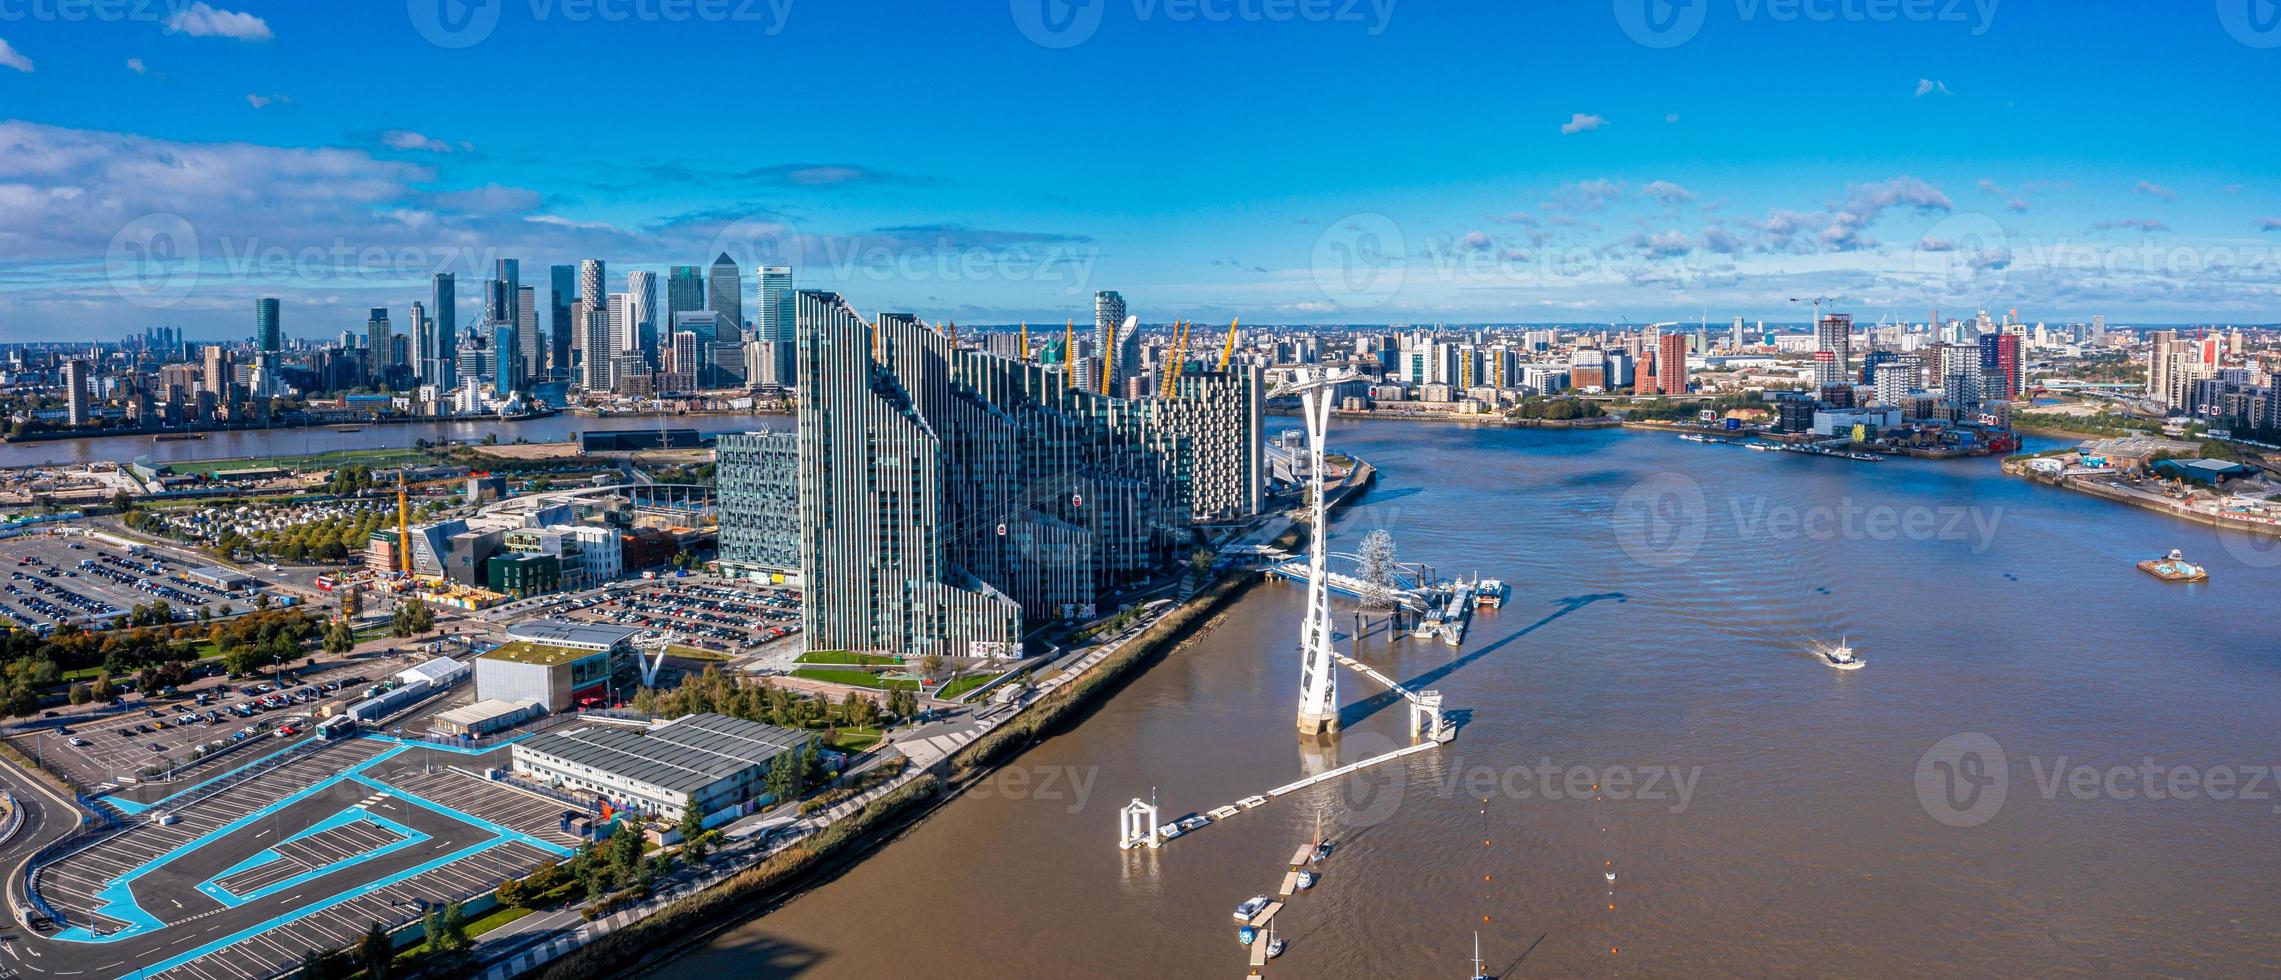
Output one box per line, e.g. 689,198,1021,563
1177,814,1211,832
1677,433,1711,443
1309,813,1333,863
153,433,206,442
1238,924,1258,946
1473,578,1507,608
1233,895,1270,922
1265,923,1286,958
1469,932,1492,980
1747,442,1778,452
2138,549,2208,582
1295,870,1318,890
1814,636,1864,671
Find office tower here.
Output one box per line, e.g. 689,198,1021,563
549,264,575,380
1815,313,1853,388
1657,333,1690,396
2091,314,2106,344
574,259,605,368
493,319,522,392
668,330,700,392
63,359,91,426
1730,316,1744,351
255,298,281,353
758,265,791,379
487,258,521,330
517,284,541,379
366,308,393,383
627,271,658,364
1094,291,1128,390
667,265,705,338
708,252,742,329
430,272,457,386
407,300,430,381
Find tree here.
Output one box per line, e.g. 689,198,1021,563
494,877,527,909
324,618,355,656
678,792,707,850
88,670,114,701
357,921,392,980
221,644,262,677
1356,528,1399,613
764,749,803,805
420,906,445,955
440,901,468,950
296,947,343,980
918,653,944,682
68,683,90,705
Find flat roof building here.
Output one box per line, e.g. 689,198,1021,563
510,713,811,822
476,620,639,711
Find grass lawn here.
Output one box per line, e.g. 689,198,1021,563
789,667,920,691
822,726,884,750
936,673,1003,700
667,644,731,662
464,903,536,939
794,651,904,667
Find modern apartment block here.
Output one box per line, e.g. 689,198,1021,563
782,291,1259,660
715,430,801,581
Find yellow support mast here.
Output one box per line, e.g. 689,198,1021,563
1101,316,1118,395
1018,321,1030,361
1219,318,1240,371
1064,320,1075,389
396,470,411,578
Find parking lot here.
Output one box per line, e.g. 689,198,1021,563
0,530,289,636
20,659,406,788
29,732,586,980
539,577,800,656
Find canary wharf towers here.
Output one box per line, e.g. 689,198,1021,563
720,291,1261,660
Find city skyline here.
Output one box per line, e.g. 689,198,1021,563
1,3,2279,341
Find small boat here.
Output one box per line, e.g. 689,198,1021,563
1239,924,1258,946
1265,923,1286,958
1233,895,1270,922
1309,814,1333,863
1177,814,1211,832
1815,637,1864,671
1469,932,1492,980
1473,578,1507,608
1295,870,1318,890
2137,549,2208,582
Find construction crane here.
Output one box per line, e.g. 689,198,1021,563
1018,321,1030,361
1064,320,1075,389
396,471,411,577
1218,318,1240,371
944,319,959,348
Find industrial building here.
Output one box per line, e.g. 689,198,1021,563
509,712,813,823
474,620,639,711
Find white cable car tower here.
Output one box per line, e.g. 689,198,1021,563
1275,368,1351,737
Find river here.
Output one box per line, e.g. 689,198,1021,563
656,420,2281,978
0,413,791,469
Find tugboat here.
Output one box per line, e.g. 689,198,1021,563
1815,637,1865,671
1233,895,1270,922
2137,549,2209,582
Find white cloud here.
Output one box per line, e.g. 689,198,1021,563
1641,180,1696,205
380,129,454,154
0,38,32,73
1560,112,1605,135
1664,112,1680,123
245,93,289,109
2133,180,2177,203
165,3,274,41
126,57,147,74
2093,218,2169,232
1914,78,1950,97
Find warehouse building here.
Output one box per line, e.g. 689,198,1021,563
474,620,639,711
509,713,812,823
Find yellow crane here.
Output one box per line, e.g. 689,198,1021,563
1018,321,1030,361
1219,318,1240,371
1064,320,1075,389
1100,316,1119,395
1161,321,1192,398
944,319,959,348
396,471,411,577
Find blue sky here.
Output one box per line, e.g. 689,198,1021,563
0,0,2277,341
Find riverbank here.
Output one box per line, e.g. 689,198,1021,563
2003,456,2281,541
2,408,559,445
494,463,1378,979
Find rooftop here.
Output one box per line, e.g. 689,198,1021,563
480,640,606,667
504,619,640,650
513,713,810,796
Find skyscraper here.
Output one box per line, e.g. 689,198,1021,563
549,264,575,381
708,253,741,329
63,359,91,426
493,319,521,393
517,284,541,380
1657,333,1690,397
575,259,605,373
431,272,458,387
627,271,658,364
758,265,792,371
667,265,705,338
366,308,393,384
1815,313,1853,388
255,297,281,353
1094,290,1128,390
408,300,429,380
487,258,521,331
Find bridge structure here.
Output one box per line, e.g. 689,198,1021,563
1275,369,1347,737
1261,552,1437,612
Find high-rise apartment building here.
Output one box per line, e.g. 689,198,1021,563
366,308,394,383
63,359,91,426
627,271,658,364
758,265,791,379
1657,333,1690,396
1094,291,1128,391
549,264,575,380
431,273,457,387
1815,313,1854,388
256,298,281,353
1979,332,2021,401
715,431,802,579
